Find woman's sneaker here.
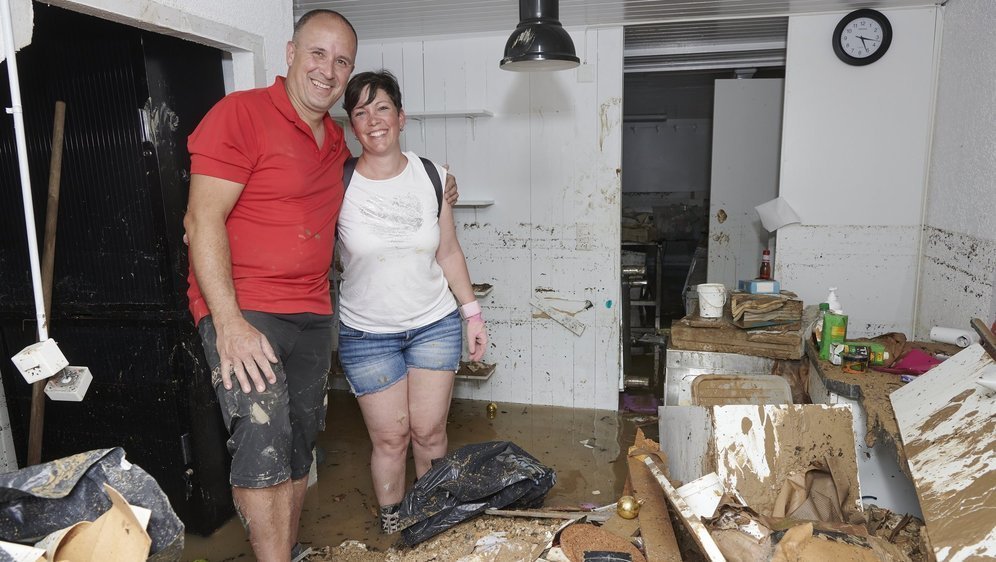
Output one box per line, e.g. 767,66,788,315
379,503,401,534
291,542,312,562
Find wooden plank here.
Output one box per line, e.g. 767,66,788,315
627,450,683,562
890,343,996,561
670,313,804,360
455,361,496,382
640,455,726,562
484,508,610,522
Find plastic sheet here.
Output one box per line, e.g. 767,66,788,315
0,447,183,560
398,441,556,546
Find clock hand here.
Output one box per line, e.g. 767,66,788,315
857,35,877,49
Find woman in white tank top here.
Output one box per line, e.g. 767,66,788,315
336,70,488,534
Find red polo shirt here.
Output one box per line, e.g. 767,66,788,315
186,76,349,324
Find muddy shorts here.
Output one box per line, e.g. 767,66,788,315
198,311,332,488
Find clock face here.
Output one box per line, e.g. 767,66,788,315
833,9,893,66
839,17,885,59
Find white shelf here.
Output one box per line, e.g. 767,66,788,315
330,108,492,119
454,199,494,208
408,109,493,119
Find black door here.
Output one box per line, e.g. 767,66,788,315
0,3,232,535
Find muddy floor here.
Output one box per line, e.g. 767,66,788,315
182,390,656,561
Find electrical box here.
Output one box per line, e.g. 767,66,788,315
11,339,69,384
44,366,93,401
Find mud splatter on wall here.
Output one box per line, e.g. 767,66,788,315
334,29,624,410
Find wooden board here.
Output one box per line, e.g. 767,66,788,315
627,431,682,562
455,361,496,381
890,343,996,561
730,291,803,328
640,456,726,561
670,312,805,360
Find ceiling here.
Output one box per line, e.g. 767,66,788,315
292,0,940,42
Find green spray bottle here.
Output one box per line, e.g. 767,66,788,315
819,288,848,361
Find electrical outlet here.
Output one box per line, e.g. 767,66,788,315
44,366,92,401
11,339,69,384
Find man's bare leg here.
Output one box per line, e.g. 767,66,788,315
233,481,293,562
289,476,309,547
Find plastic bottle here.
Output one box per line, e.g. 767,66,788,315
758,249,772,280
820,311,848,361
827,287,843,314
814,302,829,346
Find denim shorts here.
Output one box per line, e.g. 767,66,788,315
338,309,462,396
198,311,332,488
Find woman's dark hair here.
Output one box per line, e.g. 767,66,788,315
343,70,403,118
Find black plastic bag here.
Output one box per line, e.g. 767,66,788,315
0,448,183,560
398,441,556,546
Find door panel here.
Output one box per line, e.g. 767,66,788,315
707,79,784,287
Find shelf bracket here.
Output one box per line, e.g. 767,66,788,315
466,115,477,140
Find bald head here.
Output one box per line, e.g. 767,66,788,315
293,9,357,44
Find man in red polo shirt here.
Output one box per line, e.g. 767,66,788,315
183,10,455,560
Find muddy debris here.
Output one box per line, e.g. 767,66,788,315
308,515,562,562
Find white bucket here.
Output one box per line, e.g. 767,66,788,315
696,283,727,318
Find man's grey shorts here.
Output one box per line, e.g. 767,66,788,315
198,311,332,488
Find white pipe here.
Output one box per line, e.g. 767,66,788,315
1,0,48,341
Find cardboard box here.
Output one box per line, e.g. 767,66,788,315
35,484,151,562
738,278,780,294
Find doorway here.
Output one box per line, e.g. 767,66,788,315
0,2,232,534
619,17,788,393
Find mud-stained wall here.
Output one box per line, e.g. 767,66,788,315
919,1,996,338
917,228,996,338
775,7,939,338
345,30,624,410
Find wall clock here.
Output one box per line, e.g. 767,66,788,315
832,9,893,66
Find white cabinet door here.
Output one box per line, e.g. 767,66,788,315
707,79,783,287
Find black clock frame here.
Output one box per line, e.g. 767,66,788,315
832,9,893,66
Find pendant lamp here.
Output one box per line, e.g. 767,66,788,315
500,0,579,71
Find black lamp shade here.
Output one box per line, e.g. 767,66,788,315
500,0,580,71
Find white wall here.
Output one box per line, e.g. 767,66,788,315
348,29,624,410
776,7,939,337
917,0,996,337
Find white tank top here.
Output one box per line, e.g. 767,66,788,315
337,152,456,332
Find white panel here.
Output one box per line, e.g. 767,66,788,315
401,40,426,112
658,405,712,485
777,8,938,337
779,9,936,226
920,0,996,337
708,78,783,288
0,376,17,472
891,344,996,561
778,224,919,337
916,228,996,339
353,28,623,409
353,42,384,74
529,323,576,407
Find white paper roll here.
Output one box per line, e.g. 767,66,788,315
929,326,980,348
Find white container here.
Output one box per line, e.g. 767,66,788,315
696,283,727,318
